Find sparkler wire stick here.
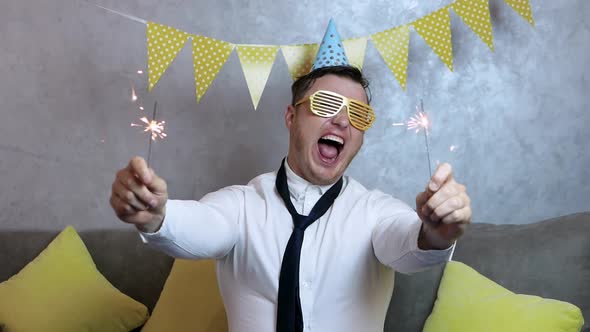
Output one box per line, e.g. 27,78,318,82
147,101,157,167
420,99,432,178
392,100,434,178
131,101,166,166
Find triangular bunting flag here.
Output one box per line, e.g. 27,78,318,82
453,0,494,51
192,35,234,102
146,22,190,91
371,25,410,89
413,7,454,71
236,45,279,110
281,43,319,80
503,0,535,26
342,37,368,70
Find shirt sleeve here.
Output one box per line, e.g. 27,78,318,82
138,185,243,260
370,191,454,274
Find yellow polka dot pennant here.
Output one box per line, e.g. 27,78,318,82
191,35,235,102
371,25,410,90
503,0,535,26
452,0,494,51
146,22,190,91
236,45,279,110
138,1,535,98
342,37,368,70
412,7,454,71
280,43,319,80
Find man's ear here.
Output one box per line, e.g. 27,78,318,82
285,104,296,130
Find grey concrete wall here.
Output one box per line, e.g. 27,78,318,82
0,0,587,230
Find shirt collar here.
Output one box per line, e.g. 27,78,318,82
284,158,336,197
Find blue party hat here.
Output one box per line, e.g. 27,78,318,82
312,19,349,70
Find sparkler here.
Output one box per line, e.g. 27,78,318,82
392,99,432,177
131,101,166,166
131,87,138,101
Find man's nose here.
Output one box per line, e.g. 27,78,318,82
331,105,350,128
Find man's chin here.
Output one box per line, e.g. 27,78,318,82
310,159,345,185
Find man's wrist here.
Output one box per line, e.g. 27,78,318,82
418,224,453,250
136,214,165,234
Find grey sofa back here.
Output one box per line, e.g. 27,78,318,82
385,212,590,332
0,229,174,311
2,212,588,331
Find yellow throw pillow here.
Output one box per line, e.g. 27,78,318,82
423,261,584,332
0,226,148,332
141,259,227,332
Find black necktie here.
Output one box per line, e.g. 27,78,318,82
275,159,343,332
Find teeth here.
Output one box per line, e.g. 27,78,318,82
321,134,344,145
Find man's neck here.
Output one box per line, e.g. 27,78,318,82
284,157,309,184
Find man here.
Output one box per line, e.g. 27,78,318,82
110,21,471,332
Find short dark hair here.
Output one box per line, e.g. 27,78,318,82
291,65,371,106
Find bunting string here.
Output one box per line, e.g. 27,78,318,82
88,0,535,110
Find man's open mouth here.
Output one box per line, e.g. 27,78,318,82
317,134,344,161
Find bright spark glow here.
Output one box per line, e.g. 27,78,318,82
450,145,457,152
131,87,138,101
392,104,432,134
131,116,167,141
407,111,430,134
139,106,144,111
137,70,143,74
393,100,433,177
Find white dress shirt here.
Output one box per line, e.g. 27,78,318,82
140,160,453,332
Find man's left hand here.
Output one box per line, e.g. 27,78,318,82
415,163,471,250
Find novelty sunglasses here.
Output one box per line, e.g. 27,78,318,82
294,90,376,131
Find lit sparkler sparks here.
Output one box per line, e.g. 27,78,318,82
416,100,432,177
131,87,138,101
131,116,167,141
391,103,431,134
131,101,166,166
128,71,165,166
392,99,433,177
407,110,430,134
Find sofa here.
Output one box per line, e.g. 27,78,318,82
1,212,588,331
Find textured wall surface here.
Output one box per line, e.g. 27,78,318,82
0,0,587,230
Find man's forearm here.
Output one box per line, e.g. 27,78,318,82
139,199,239,260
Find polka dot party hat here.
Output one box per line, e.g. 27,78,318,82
312,19,350,70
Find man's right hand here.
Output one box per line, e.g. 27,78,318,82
110,156,168,233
